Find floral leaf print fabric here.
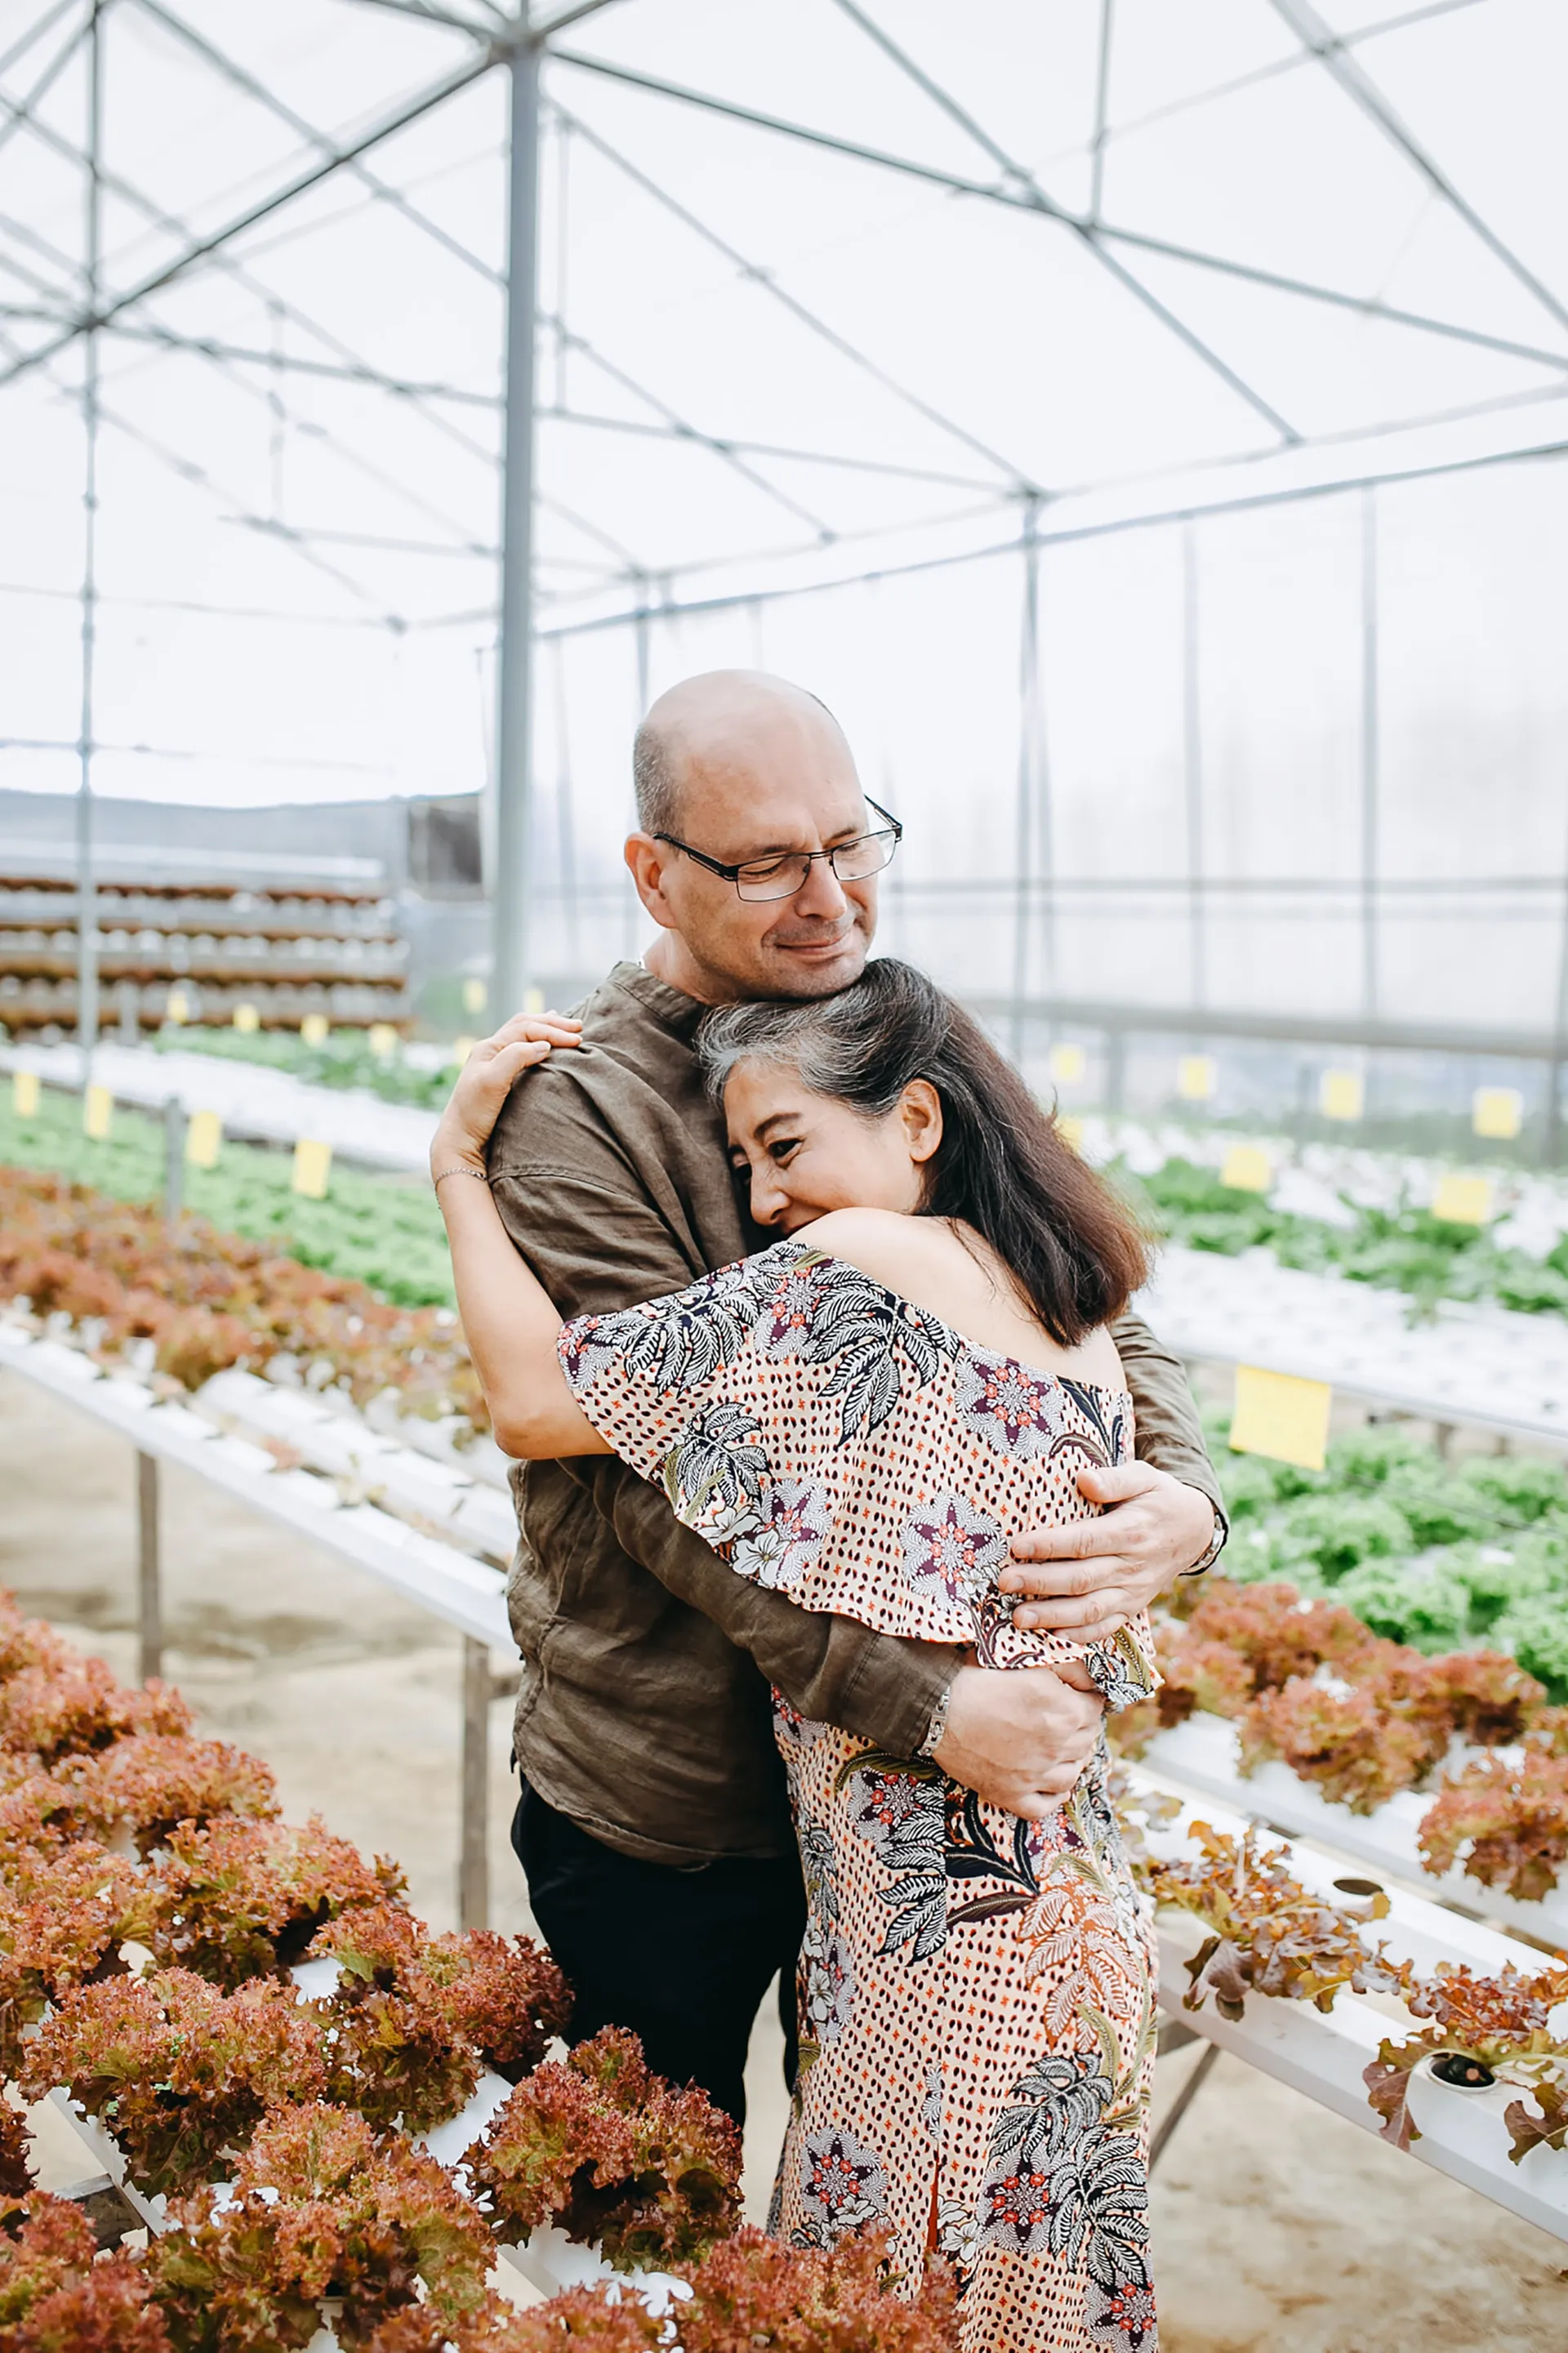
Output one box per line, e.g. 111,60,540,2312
1085,1624,1164,1713
900,1495,1009,1608
798,2123,890,2241
799,1816,854,2047
842,1757,949,1962
660,1400,769,1544
951,1348,1069,1459
559,1236,1161,2351
559,1238,1159,1688
988,2052,1116,2180
792,1268,956,1438
561,1255,771,1392
730,1477,834,1591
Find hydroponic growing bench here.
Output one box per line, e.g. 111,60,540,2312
1130,1771,1568,2244
1141,1245,1568,1450
0,1321,514,1933
11,1043,1568,1450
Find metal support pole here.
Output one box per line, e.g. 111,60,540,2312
135,1451,163,1684
1104,1026,1126,1116
1009,497,1043,1066
1547,871,1568,1169
623,577,652,960
490,29,542,1023
267,299,287,520
1148,2035,1221,2172
1182,517,1206,1012
1360,486,1380,1031
1089,0,1115,224
551,635,580,974
459,1635,492,1931
163,1095,185,1229
75,0,105,1059
1546,1058,1565,1170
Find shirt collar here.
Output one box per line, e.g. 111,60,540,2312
606,959,709,1044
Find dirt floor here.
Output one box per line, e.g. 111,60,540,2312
3,1366,1565,2350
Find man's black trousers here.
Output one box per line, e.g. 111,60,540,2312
511,1777,807,2128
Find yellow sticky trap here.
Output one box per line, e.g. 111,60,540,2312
1472,1086,1522,1142
167,987,190,1026
1221,1144,1272,1194
292,1138,332,1199
1230,1365,1333,1473
301,1014,330,1048
83,1084,113,1141
1432,1172,1491,1227
451,1035,474,1066
462,977,488,1015
1058,1114,1085,1152
185,1109,222,1170
1178,1054,1216,1102
11,1070,39,1119
368,1023,399,1060
1049,1042,1085,1085
233,1002,260,1034
1320,1069,1362,1122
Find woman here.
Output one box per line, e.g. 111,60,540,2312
431,959,1161,2353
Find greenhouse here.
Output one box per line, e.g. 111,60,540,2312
2,3,1568,2348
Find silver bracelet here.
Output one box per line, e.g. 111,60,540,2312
432,1165,490,1191
916,1678,954,1762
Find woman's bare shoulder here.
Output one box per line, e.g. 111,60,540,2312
799,1207,967,1295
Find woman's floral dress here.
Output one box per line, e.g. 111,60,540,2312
559,1238,1162,2353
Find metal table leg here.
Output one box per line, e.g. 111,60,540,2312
136,1451,163,1684
458,1642,522,1931
1149,2037,1222,2173
460,1637,492,1932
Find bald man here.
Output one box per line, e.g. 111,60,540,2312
485,671,1223,2124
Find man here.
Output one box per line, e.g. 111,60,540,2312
487,671,1223,2124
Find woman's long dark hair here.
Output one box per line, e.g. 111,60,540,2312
696,959,1149,1348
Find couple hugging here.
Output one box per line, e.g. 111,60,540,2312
430,671,1226,2352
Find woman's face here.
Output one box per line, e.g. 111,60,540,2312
723,1058,940,1234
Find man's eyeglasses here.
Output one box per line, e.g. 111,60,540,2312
656,797,903,903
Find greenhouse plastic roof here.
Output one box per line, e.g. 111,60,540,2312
2,2,1567,1047
4,1,1566,647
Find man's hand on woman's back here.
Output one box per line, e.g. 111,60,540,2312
933,1660,1106,1818
1001,1460,1218,1640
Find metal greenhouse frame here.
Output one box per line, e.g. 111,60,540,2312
3,0,1568,1136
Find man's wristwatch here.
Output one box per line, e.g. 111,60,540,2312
1179,1498,1228,1579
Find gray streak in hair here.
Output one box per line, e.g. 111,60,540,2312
694,960,1150,1349
697,992,898,1113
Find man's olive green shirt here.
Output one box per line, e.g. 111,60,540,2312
488,962,1220,1868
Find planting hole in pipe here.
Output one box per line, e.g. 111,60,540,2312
1430,2053,1496,2089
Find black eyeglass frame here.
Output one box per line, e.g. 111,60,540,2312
654,795,904,901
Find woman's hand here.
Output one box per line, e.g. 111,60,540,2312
429,1010,582,1179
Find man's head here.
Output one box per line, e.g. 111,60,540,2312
626,670,888,1005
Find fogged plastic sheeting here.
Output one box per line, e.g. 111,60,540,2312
2,0,1566,1035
